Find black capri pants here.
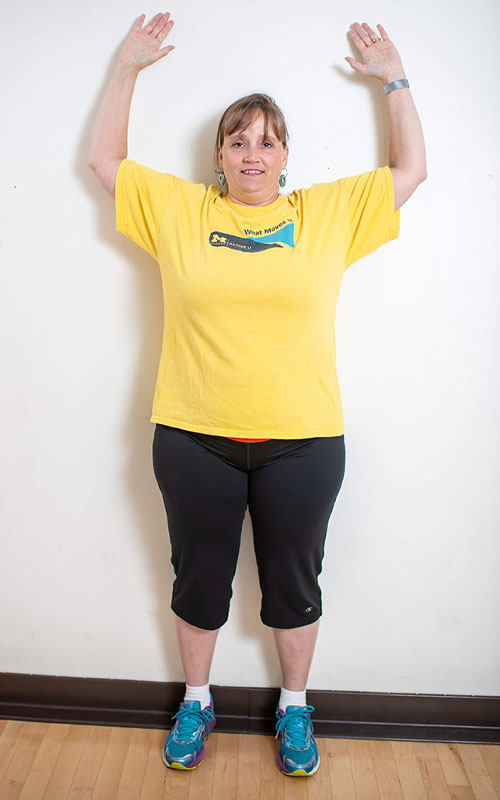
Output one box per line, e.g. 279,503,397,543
152,424,346,630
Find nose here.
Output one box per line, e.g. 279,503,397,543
243,145,260,162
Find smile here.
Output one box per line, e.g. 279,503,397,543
241,170,264,175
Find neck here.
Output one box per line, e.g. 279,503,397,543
226,188,280,207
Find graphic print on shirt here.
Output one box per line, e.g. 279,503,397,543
209,219,294,253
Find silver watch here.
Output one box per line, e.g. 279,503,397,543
383,78,410,95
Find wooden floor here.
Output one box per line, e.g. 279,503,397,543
0,719,499,800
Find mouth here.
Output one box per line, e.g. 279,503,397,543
241,169,264,175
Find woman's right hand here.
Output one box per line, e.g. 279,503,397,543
118,12,175,70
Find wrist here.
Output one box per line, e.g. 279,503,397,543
382,68,407,85
115,59,141,78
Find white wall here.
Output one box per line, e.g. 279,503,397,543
1,0,499,695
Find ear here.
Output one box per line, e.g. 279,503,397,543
282,146,289,169
217,146,223,169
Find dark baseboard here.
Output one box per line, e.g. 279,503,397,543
0,673,498,744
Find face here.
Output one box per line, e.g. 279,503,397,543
217,111,289,206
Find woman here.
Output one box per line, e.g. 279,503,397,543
88,11,426,778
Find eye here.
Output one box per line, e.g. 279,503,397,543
231,140,243,148
263,141,273,148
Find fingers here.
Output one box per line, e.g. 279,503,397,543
348,25,367,52
377,24,389,41
363,22,390,42
361,22,378,41
157,15,174,42
344,56,366,74
348,21,389,50
143,12,161,33
349,21,371,49
154,44,175,62
151,11,171,37
143,11,169,36
132,14,146,33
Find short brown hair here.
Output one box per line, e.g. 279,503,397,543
214,93,289,167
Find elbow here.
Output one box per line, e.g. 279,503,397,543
419,152,428,183
407,161,427,185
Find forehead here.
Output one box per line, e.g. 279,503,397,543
229,111,278,139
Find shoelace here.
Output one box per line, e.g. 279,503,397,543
275,705,315,748
172,703,215,741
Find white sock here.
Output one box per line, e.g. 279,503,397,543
279,687,307,712
184,682,211,709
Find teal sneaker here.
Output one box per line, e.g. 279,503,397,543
162,695,216,770
275,704,320,776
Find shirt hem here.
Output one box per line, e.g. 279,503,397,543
150,415,345,439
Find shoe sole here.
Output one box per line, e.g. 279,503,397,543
162,748,205,770
277,751,321,776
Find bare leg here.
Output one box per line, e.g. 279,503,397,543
174,613,220,685
272,619,320,691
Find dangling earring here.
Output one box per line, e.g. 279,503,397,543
216,169,226,188
279,168,288,188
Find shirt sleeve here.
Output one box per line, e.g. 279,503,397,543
115,159,178,260
339,165,400,268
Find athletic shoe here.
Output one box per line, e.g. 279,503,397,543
162,695,216,770
275,704,320,776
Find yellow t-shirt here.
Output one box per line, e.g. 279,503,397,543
115,159,400,438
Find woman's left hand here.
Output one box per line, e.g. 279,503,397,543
345,22,406,83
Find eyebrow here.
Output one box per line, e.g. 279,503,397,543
228,131,278,141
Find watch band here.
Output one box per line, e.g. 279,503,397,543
383,78,410,95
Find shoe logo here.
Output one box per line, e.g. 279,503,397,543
305,607,313,613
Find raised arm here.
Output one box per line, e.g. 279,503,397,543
88,12,175,198
345,22,427,211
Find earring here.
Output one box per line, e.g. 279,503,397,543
216,170,226,187
279,168,288,188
